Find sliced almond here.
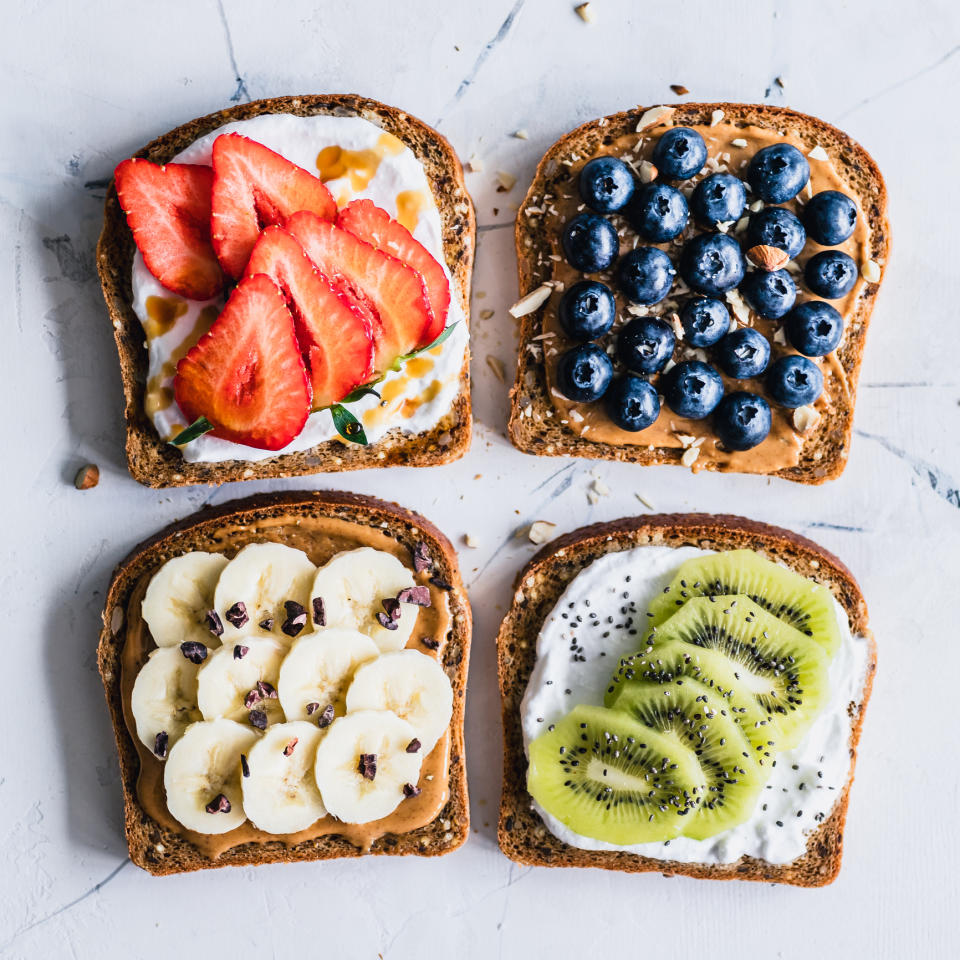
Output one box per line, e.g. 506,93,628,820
509,283,554,318
638,160,658,183
463,533,480,548
680,446,700,468
792,405,821,434
731,137,748,148
808,144,829,161
710,109,725,127
575,2,596,22
746,244,790,272
466,155,484,173
496,170,517,192
513,129,529,140
528,521,557,545
636,105,675,132
861,259,881,283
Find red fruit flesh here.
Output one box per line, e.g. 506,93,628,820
114,158,224,300
246,226,375,408
174,274,311,450
285,212,432,372
338,199,449,344
210,133,337,278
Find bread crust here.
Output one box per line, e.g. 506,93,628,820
496,513,876,886
508,102,890,484
96,94,475,488
98,490,471,876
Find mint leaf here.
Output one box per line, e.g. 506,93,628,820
169,416,214,447
339,385,382,405
330,404,368,445
391,322,459,370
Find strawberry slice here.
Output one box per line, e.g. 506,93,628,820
246,226,375,409
285,212,432,373
114,158,224,300
338,199,449,344
174,274,311,450
211,133,337,278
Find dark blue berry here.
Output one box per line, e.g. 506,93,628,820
680,298,730,347
746,207,806,260
679,233,745,296
616,247,675,305
561,213,619,273
767,355,823,408
651,127,707,180
785,301,843,357
661,360,724,419
555,343,613,402
713,392,771,450
715,327,771,379
629,183,689,242
747,143,810,203
616,316,675,374
605,375,660,432
742,268,797,319
558,280,616,341
803,190,857,246
579,156,636,213
690,174,746,225
804,250,857,299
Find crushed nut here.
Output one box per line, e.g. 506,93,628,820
746,244,790,272
496,170,517,192
636,105,675,132
681,446,701,468
466,155,483,173
509,283,554,318
638,160,658,183
670,84,689,95
575,2,596,23
528,520,557,545
808,144,829,161
74,463,100,490
792,405,821,434
861,259,881,283
513,129,529,140
463,533,480,549
710,109,725,126
731,137,748,148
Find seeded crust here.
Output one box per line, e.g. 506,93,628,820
497,514,876,886
97,490,471,876
96,94,475,488
508,103,890,484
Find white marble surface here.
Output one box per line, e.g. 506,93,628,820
2,1,959,956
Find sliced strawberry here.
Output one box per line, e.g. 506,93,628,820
210,133,337,278
114,158,224,300
246,226,375,409
285,212,432,373
338,199,449,344
174,274,311,450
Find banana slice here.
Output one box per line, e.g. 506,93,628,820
213,543,317,644
141,552,229,648
277,627,379,722
311,548,423,653
241,721,327,834
196,638,286,729
345,650,453,754
313,710,422,823
164,719,257,834
130,646,204,757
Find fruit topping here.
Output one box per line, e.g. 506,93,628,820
746,143,810,203
690,173,746,226
174,273,311,450
712,391,771,450
337,198,449,343
245,226,374,408
661,360,724,419
803,190,858,246
714,327,771,379
679,297,730,347
561,213,619,273
616,247,674,305
578,156,636,213
651,127,707,180
679,233,745,296
114,159,224,300
556,343,613,402
616,316,675,374
767,355,824,408
558,280,616,341
210,133,337,278
804,250,858,299
746,207,806,260
628,183,689,242
741,268,797,320
785,301,843,357
604,375,660,432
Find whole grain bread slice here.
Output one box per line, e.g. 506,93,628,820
497,513,875,886
98,489,471,876
509,103,890,484
97,94,475,488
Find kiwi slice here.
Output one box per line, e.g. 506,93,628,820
608,677,766,840
527,704,704,845
646,550,841,656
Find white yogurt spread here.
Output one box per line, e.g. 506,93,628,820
131,113,468,463
521,546,871,865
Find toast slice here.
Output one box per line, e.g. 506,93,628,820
509,103,889,483
97,94,475,487
497,513,875,886
98,490,471,876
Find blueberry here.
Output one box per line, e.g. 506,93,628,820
767,355,823,408
651,127,707,180
713,392,772,450
605,374,660,431
680,298,730,347
803,190,857,246
747,143,810,203
690,174,746,225
785,301,843,357
616,247,675,305
629,183,689,242
561,213,619,273
746,207,806,260
804,250,858,299
558,280,616,341
741,268,797,319
679,233,745,296
579,156,636,213
617,316,675,374
661,360,724,419
715,327,771,379
555,343,613,402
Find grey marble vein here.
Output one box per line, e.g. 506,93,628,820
216,0,250,103
856,429,960,509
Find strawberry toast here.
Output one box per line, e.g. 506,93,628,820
97,95,474,487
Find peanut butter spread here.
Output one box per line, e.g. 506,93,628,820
537,119,870,474
120,515,452,858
